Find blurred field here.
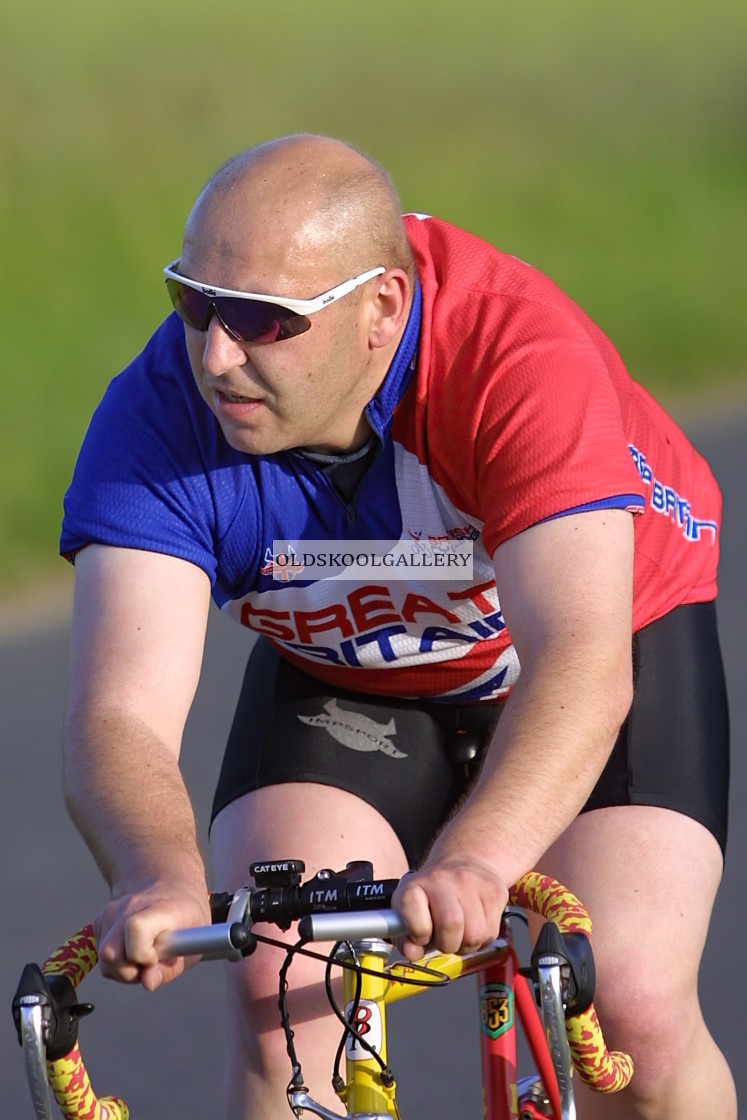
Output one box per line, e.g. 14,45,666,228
2,0,745,592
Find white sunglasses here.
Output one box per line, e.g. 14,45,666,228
164,262,386,343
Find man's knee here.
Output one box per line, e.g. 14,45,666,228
224,941,339,1056
593,969,702,1098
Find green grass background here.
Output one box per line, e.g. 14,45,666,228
2,0,745,594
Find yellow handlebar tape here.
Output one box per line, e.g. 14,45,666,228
43,925,129,1120
510,872,634,1092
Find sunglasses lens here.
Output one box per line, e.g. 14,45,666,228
166,277,211,329
166,278,310,343
216,297,311,342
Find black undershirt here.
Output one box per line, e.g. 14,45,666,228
296,438,378,504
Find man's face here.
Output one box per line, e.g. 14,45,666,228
177,201,383,456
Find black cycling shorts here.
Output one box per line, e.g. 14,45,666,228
211,601,730,866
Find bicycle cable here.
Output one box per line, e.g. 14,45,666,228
265,927,450,1114
253,928,452,987
324,941,399,1105
278,937,307,1101
327,942,365,1093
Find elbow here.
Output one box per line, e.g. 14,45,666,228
608,656,634,739
61,720,83,821
617,677,634,735
61,707,95,824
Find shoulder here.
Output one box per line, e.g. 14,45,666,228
404,213,563,305
402,216,629,436
404,214,608,372
61,315,255,584
88,314,235,472
404,213,513,294
102,314,197,413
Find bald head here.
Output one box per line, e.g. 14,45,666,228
182,134,414,288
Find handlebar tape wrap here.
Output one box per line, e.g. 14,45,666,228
510,872,634,1092
42,925,129,1120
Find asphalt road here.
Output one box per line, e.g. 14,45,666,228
2,406,746,1117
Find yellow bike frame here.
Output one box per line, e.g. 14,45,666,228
336,934,515,1118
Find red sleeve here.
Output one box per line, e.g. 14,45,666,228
470,297,644,556
411,282,645,558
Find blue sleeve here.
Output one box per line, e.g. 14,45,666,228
60,316,249,586
539,496,644,523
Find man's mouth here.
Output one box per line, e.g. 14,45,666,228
214,388,264,405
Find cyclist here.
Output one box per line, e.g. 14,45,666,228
60,134,735,1118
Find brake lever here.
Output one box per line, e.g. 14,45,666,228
13,964,55,1120
19,1002,54,1120
529,921,596,1017
13,961,97,1120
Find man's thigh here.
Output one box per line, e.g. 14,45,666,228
209,783,410,1026
210,781,410,891
551,601,729,1003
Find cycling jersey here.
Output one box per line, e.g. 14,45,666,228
60,216,722,702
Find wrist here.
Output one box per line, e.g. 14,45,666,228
425,826,527,889
111,850,207,901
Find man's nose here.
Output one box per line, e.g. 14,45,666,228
201,310,247,373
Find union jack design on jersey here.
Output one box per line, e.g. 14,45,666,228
260,545,306,583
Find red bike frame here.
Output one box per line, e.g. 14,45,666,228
479,932,561,1120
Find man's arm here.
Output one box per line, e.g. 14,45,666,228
393,508,635,959
63,544,213,989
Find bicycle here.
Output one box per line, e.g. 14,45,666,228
12,859,633,1120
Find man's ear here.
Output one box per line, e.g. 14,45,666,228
367,270,411,349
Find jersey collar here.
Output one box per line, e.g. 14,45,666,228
364,280,421,442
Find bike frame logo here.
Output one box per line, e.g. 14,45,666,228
344,999,383,1060
479,982,514,1040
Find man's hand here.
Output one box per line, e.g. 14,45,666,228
391,858,509,962
94,880,212,991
